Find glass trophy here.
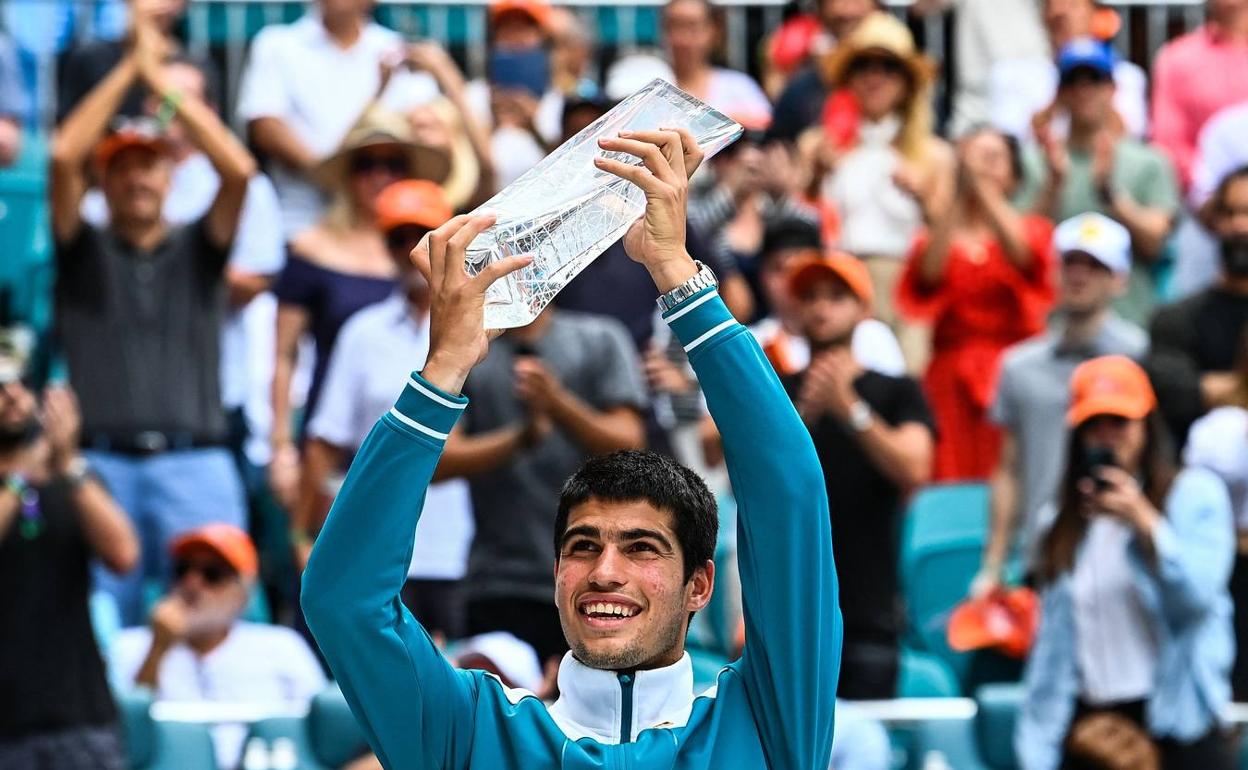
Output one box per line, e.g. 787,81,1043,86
463,78,743,329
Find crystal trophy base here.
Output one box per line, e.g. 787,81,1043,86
463,78,742,329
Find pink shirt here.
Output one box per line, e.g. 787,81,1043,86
1152,25,1248,190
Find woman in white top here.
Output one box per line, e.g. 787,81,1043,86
1017,355,1234,770
810,12,952,369
661,0,772,124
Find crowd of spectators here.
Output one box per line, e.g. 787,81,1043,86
2,0,1248,767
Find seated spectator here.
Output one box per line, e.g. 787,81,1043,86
1017,39,1179,325
78,54,285,500
56,0,220,126
784,252,934,698
768,0,878,142
1018,356,1235,770
0,31,25,166
300,181,472,638
749,217,905,377
1146,166,1248,450
661,0,771,123
437,305,647,665
1151,0,1248,193
548,7,597,100
898,127,1055,481
988,0,1149,141
973,213,1147,596
911,0,1050,138
111,525,325,770
49,21,256,625
268,106,448,510
1184,332,1248,700
814,11,954,368
464,0,564,188
0,347,138,770
236,0,437,236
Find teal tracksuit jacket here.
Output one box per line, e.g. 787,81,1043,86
302,288,843,769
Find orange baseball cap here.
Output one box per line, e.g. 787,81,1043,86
170,524,258,580
489,0,552,29
786,252,875,307
94,120,174,175
947,587,1039,659
1066,355,1157,427
375,180,453,234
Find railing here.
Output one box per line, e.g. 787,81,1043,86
1,0,1209,128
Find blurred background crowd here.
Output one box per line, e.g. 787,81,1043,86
2,0,1248,768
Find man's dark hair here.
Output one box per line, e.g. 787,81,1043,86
1212,165,1248,216
554,450,718,582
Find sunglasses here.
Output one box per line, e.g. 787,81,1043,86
848,55,908,78
386,225,432,254
173,559,237,586
350,154,411,177
1060,68,1112,88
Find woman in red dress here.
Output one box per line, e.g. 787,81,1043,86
898,127,1056,481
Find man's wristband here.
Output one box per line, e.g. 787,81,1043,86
155,89,184,129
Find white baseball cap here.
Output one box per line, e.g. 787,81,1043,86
453,632,544,692
1054,212,1132,276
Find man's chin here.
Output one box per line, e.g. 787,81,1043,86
571,638,647,672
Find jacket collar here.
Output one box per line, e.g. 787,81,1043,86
547,652,695,744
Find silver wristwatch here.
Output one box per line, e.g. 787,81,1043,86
656,261,719,314
847,400,874,433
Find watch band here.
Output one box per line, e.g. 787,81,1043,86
656,261,719,314
63,456,91,489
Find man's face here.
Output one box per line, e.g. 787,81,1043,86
819,0,875,41
1059,252,1121,315
663,0,716,66
1209,0,1248,24
1213,177,1248,241
796,275,866,348
386,224,432,292
759,247,807,318
561,104,608,143
348,147,412,218
133,0,188,32
555,498,713,671
103,146,173,227
1044,0,1095,46
0,380,36,449
1058,68,1114,127
171,544,248,635
318,0,371,18
493,13,546,51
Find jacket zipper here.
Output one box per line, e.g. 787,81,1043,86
618,672,635,744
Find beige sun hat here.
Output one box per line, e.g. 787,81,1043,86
410,97,481,211
821,12,936,90
313,103,453,191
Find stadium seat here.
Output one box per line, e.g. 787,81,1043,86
0,132,52,329
116,689,217,770
897,648,960,698
899,483,990,691
974,683,1024,770
243,684,370,769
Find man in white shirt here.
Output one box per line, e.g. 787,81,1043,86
236,0,436,235
987,0,1148,141
302,180,474,638
111,524,326,770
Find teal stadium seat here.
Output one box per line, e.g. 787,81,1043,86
245,684,370,770
0,132,52,328
897,648,960,698
974,683,1023,770
899,483,990,692
116,689,217,770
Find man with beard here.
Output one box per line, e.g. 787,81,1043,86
49,15,256,625
1148,165,1248,450
782,252,934,699
0,334,138,769
110,524,325,769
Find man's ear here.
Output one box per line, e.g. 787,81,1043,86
685,559,715,613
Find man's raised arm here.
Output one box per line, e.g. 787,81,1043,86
597,131,841,770
301,216,530,770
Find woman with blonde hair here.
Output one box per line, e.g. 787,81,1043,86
268,105,450,510
807,11,952,368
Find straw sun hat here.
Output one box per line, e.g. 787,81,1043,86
313,104,453,192
821,12,936,91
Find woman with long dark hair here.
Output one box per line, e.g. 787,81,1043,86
1016,356,1235,770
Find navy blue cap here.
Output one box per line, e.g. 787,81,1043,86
1057,38,1116,80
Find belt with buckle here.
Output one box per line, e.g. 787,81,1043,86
84,431,225,457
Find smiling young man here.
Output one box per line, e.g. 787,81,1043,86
302,129,841,769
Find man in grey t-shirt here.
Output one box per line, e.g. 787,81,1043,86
438,307,647,664
972,214,1148,596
